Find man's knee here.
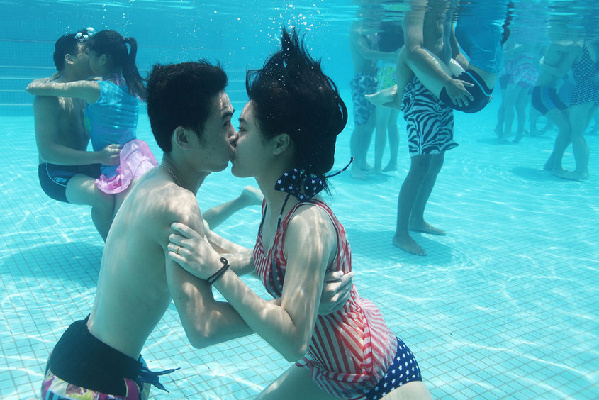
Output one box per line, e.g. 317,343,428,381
429,153,445,174
408,155,432,179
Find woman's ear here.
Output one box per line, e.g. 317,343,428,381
273,133,291,155
98,53,109,67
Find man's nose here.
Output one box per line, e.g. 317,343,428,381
228,131,238,145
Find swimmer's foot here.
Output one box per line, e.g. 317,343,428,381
409,220,446,235
383,162,398,172
543,157,555,171
513,132,524,143
393,234,426,256
360,162,373,172
550,166,568,176
495,125,503,138
554,169,589,181
239,185,264,206
351,166,368,180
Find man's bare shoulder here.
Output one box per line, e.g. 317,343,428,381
125,171,204,233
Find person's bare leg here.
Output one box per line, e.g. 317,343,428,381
382,381,433,400
65,175,115,240
500,84,520,143
543,108,571,172
351,116,375,179
257,365,338,400
495,97,505,138
557,102,592,180
404,49,461,99
384,109,401,172
513,86,530,143
393,155,430,256
409,153,445,235
374,105,391,173
202,185,263,229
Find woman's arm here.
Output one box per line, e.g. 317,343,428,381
169,205,337,361
27,79,101,104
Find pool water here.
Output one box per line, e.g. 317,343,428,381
1,95,598,399
1,1,599,399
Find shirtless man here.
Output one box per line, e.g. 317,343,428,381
393,0,460,256
349,2,398,179
34,29,120,240
41,61,352,399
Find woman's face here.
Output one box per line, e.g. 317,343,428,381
87,50,103,76
230,101,273,179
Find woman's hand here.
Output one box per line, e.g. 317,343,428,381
318,270,354,315
168,222,222,280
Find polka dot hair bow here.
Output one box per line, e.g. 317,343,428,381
274,157,354,201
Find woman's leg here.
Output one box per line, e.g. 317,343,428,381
382,381,433,400
374,105,391,173
499,84,520,142
543,108,571,172
384,109,401,171
513,86,531,143
556,102,593,179
257,365,338,400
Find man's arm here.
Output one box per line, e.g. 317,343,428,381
163,196,253,348
33,96,119,166
402,2,472,105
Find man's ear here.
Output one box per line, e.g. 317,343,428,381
173,127,192,149
64,53,75,66
273,133,291,155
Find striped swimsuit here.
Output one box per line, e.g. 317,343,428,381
254,199,422,399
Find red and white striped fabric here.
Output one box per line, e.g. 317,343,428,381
254,199,397,399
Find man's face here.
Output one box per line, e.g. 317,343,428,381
194,91,236,172
72,43,93,80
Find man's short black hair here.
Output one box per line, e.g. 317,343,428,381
146,61,228,153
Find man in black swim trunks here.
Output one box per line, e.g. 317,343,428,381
33,29,120,240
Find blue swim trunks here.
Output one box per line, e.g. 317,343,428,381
351,73,377,126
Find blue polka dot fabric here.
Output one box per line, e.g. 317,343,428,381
364,338,422,399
